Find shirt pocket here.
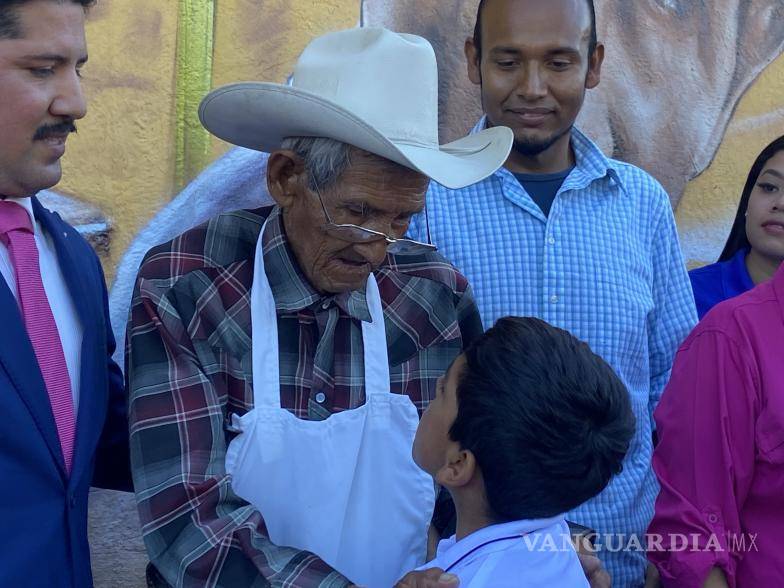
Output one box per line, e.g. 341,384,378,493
383,275,462,368
563,214,654,393
588,263,654,382
756,406,784,464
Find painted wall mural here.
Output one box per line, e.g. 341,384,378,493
365,0,784,197
70,2,784,585
50,1,784,359
360,0,784,264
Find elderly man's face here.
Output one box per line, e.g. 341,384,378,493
268,148,429,293
0,0,88,198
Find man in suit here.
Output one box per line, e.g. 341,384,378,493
0,1,131,586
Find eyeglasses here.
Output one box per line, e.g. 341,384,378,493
311,180,436,255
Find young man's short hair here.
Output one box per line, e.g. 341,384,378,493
449,316,634,522
0,0,95,39
472,0,598,62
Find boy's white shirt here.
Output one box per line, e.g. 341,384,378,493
417,515,589,587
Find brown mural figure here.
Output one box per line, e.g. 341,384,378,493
362,0,784,205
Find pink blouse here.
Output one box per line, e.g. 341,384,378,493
648,263,784,588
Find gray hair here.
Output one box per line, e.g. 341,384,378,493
280,136,352,191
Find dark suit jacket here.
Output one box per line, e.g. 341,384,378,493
0,197,132,587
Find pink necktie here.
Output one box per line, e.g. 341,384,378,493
0,201,75,474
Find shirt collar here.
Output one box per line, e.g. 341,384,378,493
723,247,755,295
261,207,372,322
471,115,627,196
0,196,37,232
773,260,784,315
434,515,567,570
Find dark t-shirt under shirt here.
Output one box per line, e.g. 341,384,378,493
514,168,574,217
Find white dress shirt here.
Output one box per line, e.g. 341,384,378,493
418,516,589,588
0,197,82,412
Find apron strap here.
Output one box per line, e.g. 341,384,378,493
250,215,393,409
361,274,390,398
250,218,282,409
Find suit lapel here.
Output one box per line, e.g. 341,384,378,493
0,265,67,479
33,198,100,486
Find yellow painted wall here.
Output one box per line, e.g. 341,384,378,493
210,0,359,161
677,53,784,268
55,1,358,280
57,1,178,279
48,1,784,281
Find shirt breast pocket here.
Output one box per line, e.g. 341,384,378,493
589,261,654,375
757,404,784,464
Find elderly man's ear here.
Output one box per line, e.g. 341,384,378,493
267,150,307,208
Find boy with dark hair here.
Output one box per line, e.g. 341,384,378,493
412,316,635,587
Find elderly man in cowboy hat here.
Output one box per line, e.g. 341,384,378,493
126,28,511,588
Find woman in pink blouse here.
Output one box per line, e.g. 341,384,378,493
648,258,784,587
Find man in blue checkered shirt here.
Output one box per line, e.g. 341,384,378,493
408,0,697,585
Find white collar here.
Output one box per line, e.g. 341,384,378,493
435,514,567,571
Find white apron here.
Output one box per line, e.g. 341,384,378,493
225,218,436,588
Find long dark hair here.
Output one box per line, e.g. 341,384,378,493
719,135,784,262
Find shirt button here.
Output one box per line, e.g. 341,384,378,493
707,514,719,524
315,392,327,404
548,237,556,245
321,301,330,310
550,294,559,304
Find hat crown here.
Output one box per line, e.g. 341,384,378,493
292,28,439,147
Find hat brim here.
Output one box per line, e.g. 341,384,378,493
199,82,513,190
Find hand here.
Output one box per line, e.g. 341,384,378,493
394,568,460,587
577,552,612,588
702,567,730,588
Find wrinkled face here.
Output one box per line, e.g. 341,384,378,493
413,355,464,478
746,150,784,262
0,1,88,197
278,148,429,294
466,0,601,159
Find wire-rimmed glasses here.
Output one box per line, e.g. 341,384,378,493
311,181,436,255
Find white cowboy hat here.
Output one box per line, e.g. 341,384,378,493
198,27,513,190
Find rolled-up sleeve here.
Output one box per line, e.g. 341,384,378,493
648,327,759,588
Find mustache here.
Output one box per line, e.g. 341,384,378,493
33,120,77,141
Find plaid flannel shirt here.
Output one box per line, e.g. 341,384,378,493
126,206,483,588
